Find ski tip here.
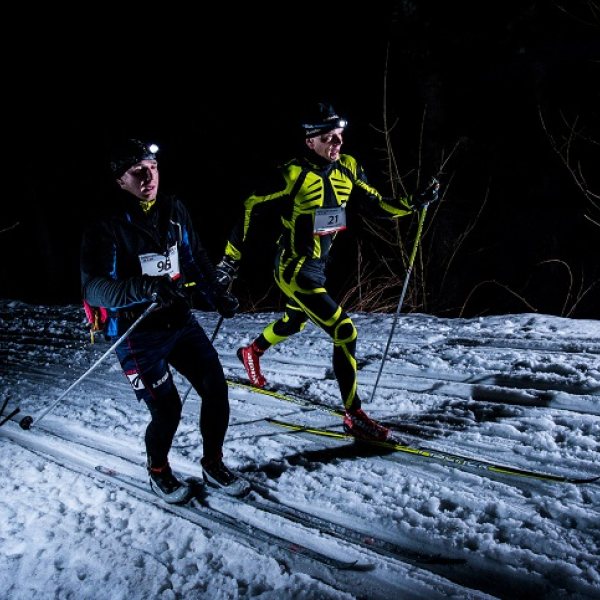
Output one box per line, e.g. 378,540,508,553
95,465,117,476
337,560,376,572
567,474,600,485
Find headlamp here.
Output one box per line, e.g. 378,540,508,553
302,118,348,131
110,139,160,178
302,118,348,139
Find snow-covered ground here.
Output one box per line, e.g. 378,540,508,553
1,299,599,599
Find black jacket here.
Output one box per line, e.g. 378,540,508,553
81,190,220,337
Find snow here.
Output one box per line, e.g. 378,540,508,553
1,299,599,599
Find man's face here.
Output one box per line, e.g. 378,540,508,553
117,159,159,201
305,128,344,162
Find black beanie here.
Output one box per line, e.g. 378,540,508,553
301,102,347,138
109,139,158,178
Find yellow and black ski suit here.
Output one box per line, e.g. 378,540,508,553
225,150,414,410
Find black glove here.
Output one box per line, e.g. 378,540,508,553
411,177,440,210
214,291,239,319
141,275,187,307
215,256,239,290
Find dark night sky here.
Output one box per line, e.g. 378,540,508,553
3,3,599,318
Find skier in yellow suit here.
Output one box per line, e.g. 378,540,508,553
216,102,439,441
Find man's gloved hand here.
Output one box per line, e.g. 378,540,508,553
215,256,239,290
145,275,187,307
214,291,239,319
411,177,440,210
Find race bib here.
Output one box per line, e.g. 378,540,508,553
314,206,347,236
138,245,181,279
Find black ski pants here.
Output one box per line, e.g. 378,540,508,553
115,312,229,469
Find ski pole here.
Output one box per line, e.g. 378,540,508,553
0,395,20,428
367,205,429,403
181,314,224,406
182,274,235,406
209,315,225,346
0,407,20,428
19,302,159,430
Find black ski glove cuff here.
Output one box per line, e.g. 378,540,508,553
214,291,239,319
411,177,440,210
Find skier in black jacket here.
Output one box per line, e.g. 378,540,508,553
81,139,249,501
216,103,439,443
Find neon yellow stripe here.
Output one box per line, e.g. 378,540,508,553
265,417,595,483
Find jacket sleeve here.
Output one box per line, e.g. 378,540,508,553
80,220,152,310
352,161,413,219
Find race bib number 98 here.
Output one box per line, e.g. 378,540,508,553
138,245,181,279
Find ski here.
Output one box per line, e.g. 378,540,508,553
0,395,19,428
3,425,366,572
94,466,368,571
49,417,463,568
237,488,466,566
9,423,455,569
94,464,464,568
267,418,600,485
228,379,600,484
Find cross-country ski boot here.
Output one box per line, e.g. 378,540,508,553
148,462,192,504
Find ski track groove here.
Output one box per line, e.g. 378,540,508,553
3,422,499,600
3,415,590,600
3,303,600,599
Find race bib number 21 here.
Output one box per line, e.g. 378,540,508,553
313,206,347,236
